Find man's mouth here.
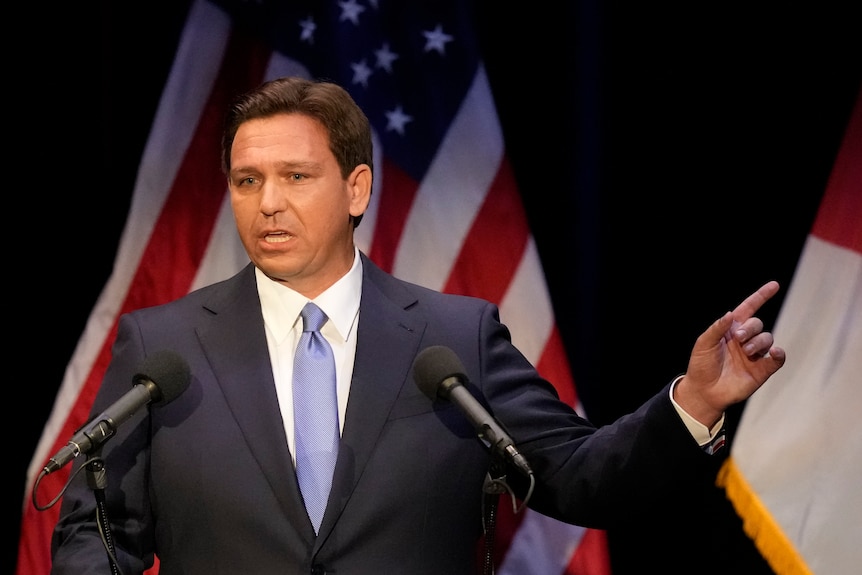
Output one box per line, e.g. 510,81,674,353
264,232,292,243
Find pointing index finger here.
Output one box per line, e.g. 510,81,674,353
732,280,780,323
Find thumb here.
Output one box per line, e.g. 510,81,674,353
699,311,734,350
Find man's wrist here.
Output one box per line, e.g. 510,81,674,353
672,375,724,429
669,375,726,446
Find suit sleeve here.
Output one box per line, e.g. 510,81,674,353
469,300,725,529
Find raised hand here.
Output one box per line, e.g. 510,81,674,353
674,281,787,427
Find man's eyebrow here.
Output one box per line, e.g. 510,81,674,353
228,166,257,179
273,160,320,171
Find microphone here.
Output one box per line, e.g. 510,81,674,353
413,345,533,477
44,350,191,474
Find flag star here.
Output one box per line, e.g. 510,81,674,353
385,106,413,135
298,16,316,44
374,43,399,73
338,0,366,25
422,24,453,54
351,59,373,87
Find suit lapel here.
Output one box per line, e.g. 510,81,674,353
195,265,312,537
194,258,428,543
318,255,426,538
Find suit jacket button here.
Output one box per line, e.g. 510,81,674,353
310,565,326,575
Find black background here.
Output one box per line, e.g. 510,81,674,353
10,1,860,573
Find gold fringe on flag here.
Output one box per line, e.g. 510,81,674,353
716,458,813,575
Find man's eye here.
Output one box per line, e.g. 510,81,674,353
238,177,255,186
290,173,305,182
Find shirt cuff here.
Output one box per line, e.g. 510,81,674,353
669,375,725,447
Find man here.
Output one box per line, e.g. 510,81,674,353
50,77,785,574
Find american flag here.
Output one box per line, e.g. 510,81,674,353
17,1,610,573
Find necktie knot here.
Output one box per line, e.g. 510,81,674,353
301,302,327,333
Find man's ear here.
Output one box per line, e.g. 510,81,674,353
348,163,372,218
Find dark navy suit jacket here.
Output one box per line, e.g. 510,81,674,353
51,253,722,574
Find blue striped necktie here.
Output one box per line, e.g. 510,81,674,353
293,302,339,534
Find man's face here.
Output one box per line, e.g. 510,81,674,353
228,113,370,298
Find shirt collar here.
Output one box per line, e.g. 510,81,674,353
256,247,363,344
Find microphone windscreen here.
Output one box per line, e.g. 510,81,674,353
413,345,467,400
134,350,191,405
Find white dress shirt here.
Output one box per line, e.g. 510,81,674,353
256,247,363,466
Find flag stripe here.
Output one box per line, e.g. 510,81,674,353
392,66,503,291
567,528,612,574
536,327,579,410
810,89,862,253
445,156,528,303
129,26,269,307
366,158,420,273
128,21,272,306
501,240,555,365
500,512,587,575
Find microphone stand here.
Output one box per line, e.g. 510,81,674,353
480,454,509,575
85,448,122,575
